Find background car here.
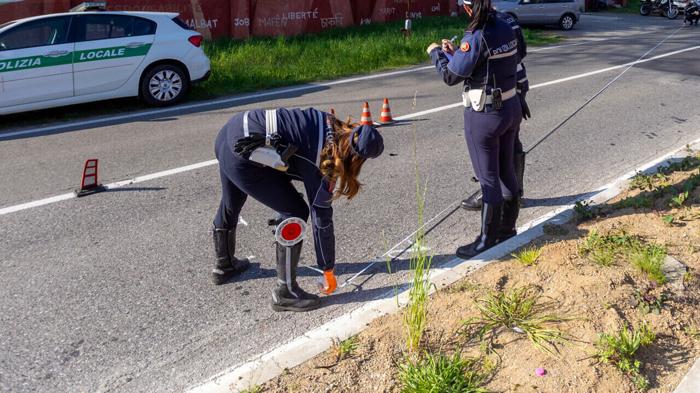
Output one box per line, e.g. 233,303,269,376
0,5,210,115
493,0,583,30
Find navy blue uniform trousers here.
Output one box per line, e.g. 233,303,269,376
213,130,309,230
464,98,522,204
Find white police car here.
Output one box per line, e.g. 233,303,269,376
0,3,211,115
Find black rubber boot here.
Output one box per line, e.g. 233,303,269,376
514,151,526,198
271,241,321,312
461,188,483,211
212,228,250,285
498,196,520,243
456,202,503,259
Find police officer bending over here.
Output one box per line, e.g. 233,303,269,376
427,0,522,259
212,108,384,312
460,8,531,210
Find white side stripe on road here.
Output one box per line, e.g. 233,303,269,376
2,44,699,216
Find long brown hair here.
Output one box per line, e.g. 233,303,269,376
319,117,367,200
467,0,493,31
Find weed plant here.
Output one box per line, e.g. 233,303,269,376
463,286,569,356
629,244,667,284
629,172,669,192
403,96,433,354
578,229,668,283
240,386,262,393
574,201,599,222
399,352,491,393
333,336,359,360
614,194,653,210
596,323,656,391
632,285,667,315
658,154,700,175
512,246,542,266
669,191,689,209
578,229,637,267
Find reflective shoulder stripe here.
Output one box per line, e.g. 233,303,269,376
265,109,278,144
489,49,517,59
315,110,324,168
243,111,250,137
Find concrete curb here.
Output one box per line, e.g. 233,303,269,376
187,138,700,393
673,357,700,393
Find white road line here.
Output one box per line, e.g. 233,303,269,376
0,66,434,140
2,43,699,217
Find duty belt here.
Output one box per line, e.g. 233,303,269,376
485,88,516,105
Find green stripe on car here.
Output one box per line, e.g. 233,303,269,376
0,44,152,73
74,44,151,63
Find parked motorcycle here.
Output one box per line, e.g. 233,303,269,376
640,0,679,19
685,0,700,24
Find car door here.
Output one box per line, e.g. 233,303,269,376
515,0,546,23
543,0,570,22
0,16,74,109
71,14,156,96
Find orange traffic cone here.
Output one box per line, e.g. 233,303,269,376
379,98,394,124
360,102,374,126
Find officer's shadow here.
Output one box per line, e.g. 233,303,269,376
238,253,457,308
522,190,597,208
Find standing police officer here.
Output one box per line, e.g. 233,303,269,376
461,9,530,210
212,108,384,312
427,0,522,258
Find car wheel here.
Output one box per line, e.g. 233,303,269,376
559,14,575,30
640,3,652,15
140,64,189,107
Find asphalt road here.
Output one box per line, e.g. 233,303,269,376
1,13,700,393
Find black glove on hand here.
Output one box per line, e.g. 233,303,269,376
233,134,266,159
520,96,531,120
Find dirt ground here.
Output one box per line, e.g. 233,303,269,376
259,162,700,393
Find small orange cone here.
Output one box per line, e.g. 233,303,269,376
379,98,394,124
360,102,374,126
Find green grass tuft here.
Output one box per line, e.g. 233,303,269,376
463,285,570,356
629,244,668,284
399,352,492,393
596,323,656,391
512,246,542,266
403,95,434,354
578,229,637,267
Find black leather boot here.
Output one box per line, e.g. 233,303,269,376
514,151,526,198
456,202,502,259
271,241,321,312
499,196,520,242
461,188,483,211
212,228,250,285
